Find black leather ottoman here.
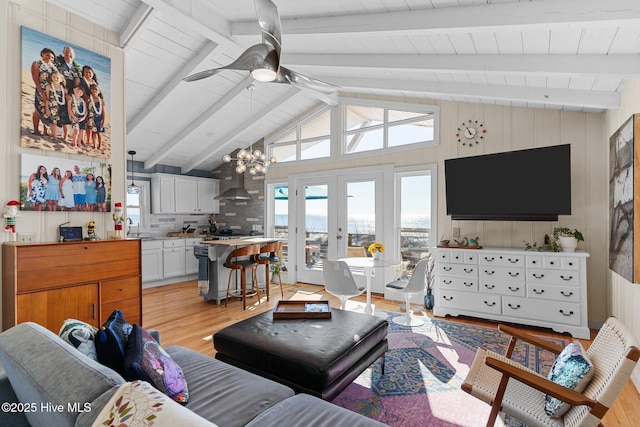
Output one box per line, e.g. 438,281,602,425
213,308,388,401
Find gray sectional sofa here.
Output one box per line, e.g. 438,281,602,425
0,322,386,427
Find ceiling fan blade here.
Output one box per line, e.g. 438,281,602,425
184,44,272,82
276,66,339,94
255,0,281,70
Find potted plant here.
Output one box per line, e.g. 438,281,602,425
553,227,584,252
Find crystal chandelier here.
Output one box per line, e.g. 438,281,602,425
223,84,276,175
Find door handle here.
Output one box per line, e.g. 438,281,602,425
336,235,343,240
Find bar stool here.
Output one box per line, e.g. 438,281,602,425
257,241,284,300
224,244,260,310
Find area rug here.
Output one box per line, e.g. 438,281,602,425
331,313,569,427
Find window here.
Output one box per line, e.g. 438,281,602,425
269,106,331,163
342,101,438,155
126,180,150,234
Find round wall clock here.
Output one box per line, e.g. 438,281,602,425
456,120,486,146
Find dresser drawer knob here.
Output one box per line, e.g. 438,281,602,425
484,284,495,289
508,272,519,277
443,279,452,284
508,303,521,310
483,301,496,307
443,266,452,271
560,291,574,297
464,268,474,273
484,256,495,262
484,270,495,275
508,286,520,292
560,275,573,281
533,289,545,295
559,309,574,317
464,282,473,287
508,258,518,263
533,273,544,279
443,296,453,301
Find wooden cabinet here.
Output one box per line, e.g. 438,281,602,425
151,173,219,214
2,240,142,333
434,247,590,339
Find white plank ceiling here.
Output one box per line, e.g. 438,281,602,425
45,0,640,172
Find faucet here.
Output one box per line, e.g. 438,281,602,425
127,217,133,236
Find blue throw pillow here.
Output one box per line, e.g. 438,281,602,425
95,309,133,374
124,324,189,405
544,341,594,418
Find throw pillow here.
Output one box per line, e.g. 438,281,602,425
58,318,99,361
95,309,133,374
124,324,189,405
544,341,594,418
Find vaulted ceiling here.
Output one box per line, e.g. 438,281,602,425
46,0,640,172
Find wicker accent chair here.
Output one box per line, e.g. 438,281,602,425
462,317,640,427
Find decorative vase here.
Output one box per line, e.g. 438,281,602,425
558,236,578,252
424,288,434,310
372,251,381,260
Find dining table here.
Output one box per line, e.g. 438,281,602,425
338,256,396,319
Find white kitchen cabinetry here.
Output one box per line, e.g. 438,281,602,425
162,239,185,278
184,238,201,275
151,174,176,214
175,177,198,213
434,247,590,339
197,179,219,213
141,240,163,282
151,173,219,214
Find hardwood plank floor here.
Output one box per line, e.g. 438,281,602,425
142,280,640,426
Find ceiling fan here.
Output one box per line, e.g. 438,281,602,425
184,0,338,94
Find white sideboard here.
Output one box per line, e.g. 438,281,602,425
434,247,590,339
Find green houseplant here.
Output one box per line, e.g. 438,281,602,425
553,227,584,252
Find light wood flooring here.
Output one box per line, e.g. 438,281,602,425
142,280,640,427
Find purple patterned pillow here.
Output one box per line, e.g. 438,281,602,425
123,324,189,405
544,341,594,418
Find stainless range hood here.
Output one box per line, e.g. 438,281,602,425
215,172,252,200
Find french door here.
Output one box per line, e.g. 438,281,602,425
295,169,387,286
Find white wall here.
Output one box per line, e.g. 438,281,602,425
269,93,608,327
605,79,640,389
0,0,126,322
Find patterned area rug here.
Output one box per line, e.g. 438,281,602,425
331,313,568,427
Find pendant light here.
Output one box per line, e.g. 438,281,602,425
127,150,140,195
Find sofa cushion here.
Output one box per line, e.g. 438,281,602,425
95,309,133,374
0,322,124,427
59,318,99,361
545,341,594,418
165,345,294,427
245,394,388,427
123,324,189,404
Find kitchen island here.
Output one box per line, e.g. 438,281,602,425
199,237,282,304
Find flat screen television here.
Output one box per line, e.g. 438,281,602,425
445,144,571,221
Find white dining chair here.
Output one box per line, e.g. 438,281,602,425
322,260,366,310
385,257,431,326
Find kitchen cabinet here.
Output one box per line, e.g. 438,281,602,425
2,240,141,333
151,173,219,214
197,179,219,213
434,247,589,339
184,238,201,275
162,239,185,278
142,240,163,282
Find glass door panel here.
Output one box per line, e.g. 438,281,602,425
345,180,376,257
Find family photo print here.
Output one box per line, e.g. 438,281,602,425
20,26,112,158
